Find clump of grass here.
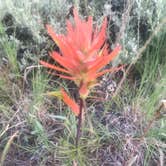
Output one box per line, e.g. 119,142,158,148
28,68,50,145
0,22,19,75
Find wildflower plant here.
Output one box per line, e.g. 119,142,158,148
40,7,121,147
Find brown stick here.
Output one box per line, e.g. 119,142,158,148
138,100,165,140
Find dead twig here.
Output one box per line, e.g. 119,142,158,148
139,99,166,139
0,131,19,166
115,0,134,45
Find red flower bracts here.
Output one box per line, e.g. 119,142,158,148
40,8,121,116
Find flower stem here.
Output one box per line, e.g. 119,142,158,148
75,98,86,150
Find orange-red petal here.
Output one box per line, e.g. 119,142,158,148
89,17,107,52
49,51,76,71
46,24,60,45
79,83,89,99
40,60,70,74
93,65,124,79
88,45,121,73
61,89,80,116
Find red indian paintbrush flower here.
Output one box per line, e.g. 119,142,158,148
40,8,121,115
